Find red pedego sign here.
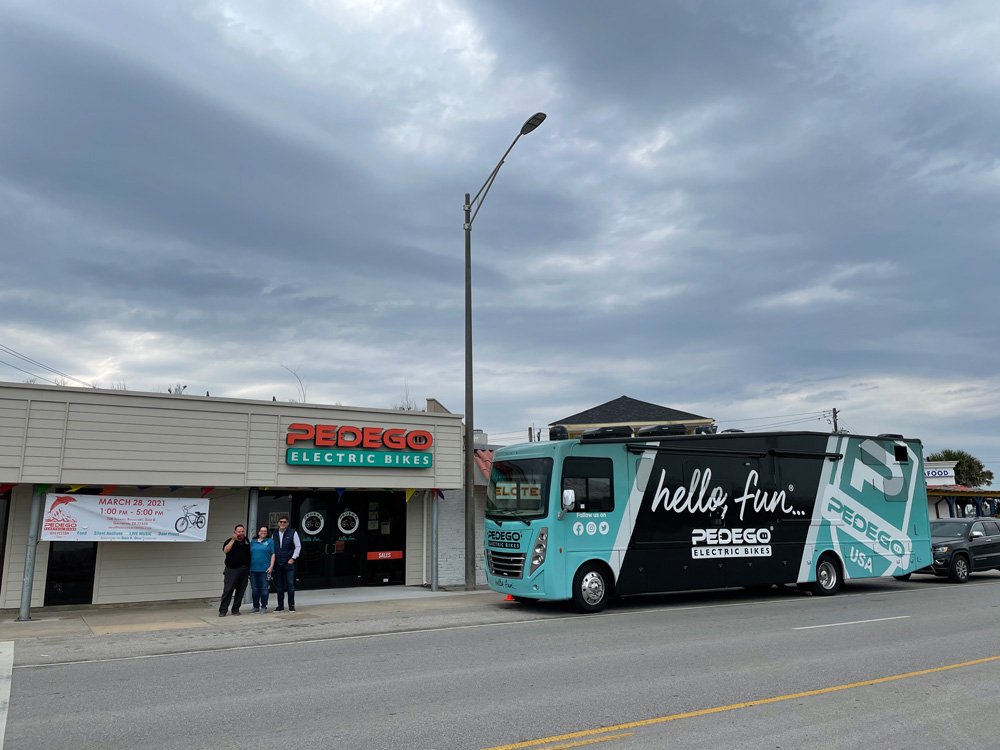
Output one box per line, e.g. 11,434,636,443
286,423,433,451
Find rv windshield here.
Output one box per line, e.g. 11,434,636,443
487,458,552,520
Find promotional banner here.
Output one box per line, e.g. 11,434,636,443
40,494,211,542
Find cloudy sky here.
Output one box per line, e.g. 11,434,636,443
2,1,998,479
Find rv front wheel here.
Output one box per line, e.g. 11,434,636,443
572,563,611,613
812,554,842,596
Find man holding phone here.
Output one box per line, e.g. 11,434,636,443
273,515,302,612
219,524,251,616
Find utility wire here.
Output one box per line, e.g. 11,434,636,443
0,358,63,385
717,410,829,423
0,343,95,388
730,415,827,432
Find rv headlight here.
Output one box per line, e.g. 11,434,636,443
529,527,548,575
932,545,950,554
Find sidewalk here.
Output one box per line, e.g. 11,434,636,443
0,586,501,642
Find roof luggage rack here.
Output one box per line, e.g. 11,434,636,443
634,424,687,438
580,425,633,441
549,425,569,441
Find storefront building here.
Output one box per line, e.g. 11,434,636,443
0,382,464,611
924,460,1000,519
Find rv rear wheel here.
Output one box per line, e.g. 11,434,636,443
572,563,611,614
812,554,842,596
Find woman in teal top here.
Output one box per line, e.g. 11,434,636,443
249,526,275,613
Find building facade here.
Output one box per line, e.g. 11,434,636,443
0,382,467,610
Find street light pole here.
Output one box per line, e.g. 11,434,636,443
463,112,546,591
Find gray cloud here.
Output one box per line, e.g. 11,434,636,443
2,0,998,478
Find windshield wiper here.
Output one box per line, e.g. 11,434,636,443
487,510,535,526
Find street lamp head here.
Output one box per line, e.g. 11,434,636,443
520,112,547,135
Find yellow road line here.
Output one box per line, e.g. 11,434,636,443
484,655,1000,750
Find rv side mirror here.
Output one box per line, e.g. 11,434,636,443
971,529,984,539
562,489,576,512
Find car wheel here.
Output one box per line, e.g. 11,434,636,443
948,554,970,583
893,573,911,581
572,563,612,613
812,553,842,596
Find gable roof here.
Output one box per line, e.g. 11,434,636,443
550,395,710,427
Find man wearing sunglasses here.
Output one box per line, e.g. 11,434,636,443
273,515,302,611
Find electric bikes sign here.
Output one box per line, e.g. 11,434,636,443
285,423,434,469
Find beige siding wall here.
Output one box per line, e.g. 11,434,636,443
0,384,463,490
0,488,248,607
21,400,67,483
2,486,50,609
0,383,466,607
62,402,250,486
404,491,428,586
0,398,28,482
247,413,280,487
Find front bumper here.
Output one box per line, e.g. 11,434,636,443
487,569,548,599
916,553,952,576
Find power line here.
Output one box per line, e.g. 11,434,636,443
0,358,63,385
732,416,828,432
717,410,829,423
0,343,95,388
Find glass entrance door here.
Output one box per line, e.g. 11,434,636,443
297,492,363,588
256,490,406,589
45,542,98,605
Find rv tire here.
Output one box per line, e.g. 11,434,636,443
812,553,842,596
572,562,611,614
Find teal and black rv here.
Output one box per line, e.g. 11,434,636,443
485,428,932,612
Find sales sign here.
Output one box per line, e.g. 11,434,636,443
40,494,211,542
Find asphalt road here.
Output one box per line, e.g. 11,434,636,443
7,574,1000,749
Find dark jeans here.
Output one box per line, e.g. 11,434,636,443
249,571,270,609
220,566,249,613
274,563,295,608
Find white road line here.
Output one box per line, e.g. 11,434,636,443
794,615,911,630
0,641,13,749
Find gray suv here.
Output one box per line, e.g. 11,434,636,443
917,518,1000,582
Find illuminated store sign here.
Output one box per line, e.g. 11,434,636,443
285,422,434,468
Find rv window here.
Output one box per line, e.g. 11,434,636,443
562,457,614,512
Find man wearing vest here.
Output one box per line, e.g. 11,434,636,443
273,515,302,611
